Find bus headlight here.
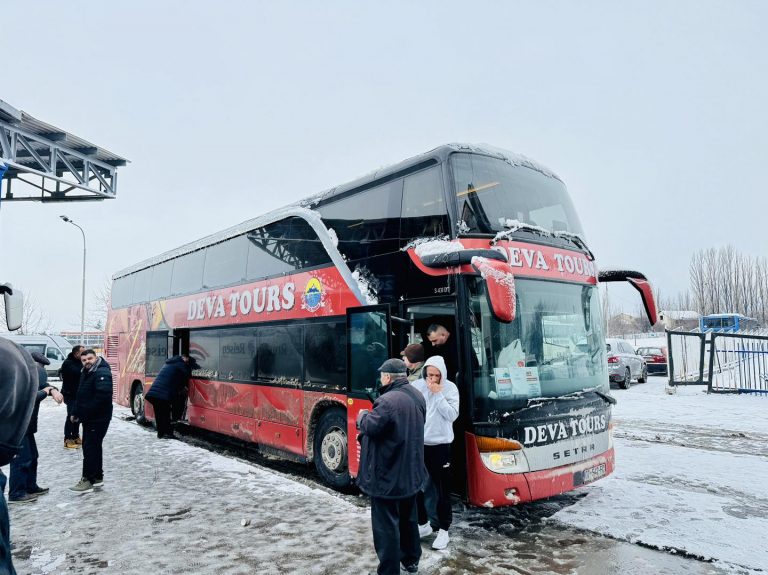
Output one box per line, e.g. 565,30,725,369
475,436,529,473
481,452,519,472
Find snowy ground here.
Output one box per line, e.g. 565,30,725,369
552,376,768,574
3,377,764,574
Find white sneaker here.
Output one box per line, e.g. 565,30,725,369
418,523,432,539
432,529,450,550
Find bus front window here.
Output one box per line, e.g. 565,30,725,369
451,153,584,236
467,277,607,422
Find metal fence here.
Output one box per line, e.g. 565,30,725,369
667,329,768,393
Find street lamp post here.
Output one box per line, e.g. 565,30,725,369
60,216,86,345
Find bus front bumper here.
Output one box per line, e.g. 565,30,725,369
466,437,615,508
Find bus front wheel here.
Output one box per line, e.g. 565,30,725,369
314,409,352,490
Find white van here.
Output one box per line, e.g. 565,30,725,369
0,334,73,377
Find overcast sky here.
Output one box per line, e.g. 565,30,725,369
1,1,766,331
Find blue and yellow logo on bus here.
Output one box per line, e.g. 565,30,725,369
302,277,325,312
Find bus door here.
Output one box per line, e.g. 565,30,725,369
399,300,457,379
171,328,190,421
346,304,392,476
400,299,469,496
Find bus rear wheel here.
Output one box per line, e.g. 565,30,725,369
314,409,352,490
131,383,147,425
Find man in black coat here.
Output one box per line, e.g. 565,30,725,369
357,358,428,575
144,355,196,439
9,352,63,503
59,345,84,448
0,338,37,575
69,349,113,493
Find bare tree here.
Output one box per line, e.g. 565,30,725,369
86,278,112,331
0,290,54,335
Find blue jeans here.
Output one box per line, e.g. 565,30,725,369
9,435,38,500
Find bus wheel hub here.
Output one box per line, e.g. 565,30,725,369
321,428,347,471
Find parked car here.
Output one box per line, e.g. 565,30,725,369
605,338,647,389
0,334,72,377
636,345,668,376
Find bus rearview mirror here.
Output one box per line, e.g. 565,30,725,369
597,270,658,325
1,284,24,331
470,257,516,323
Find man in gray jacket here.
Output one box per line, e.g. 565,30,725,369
410,355,460,550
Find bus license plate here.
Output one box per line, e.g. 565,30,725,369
574,463,606,486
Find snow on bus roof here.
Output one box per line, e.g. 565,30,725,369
114,144,560,279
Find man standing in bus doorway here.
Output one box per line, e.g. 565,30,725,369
9,352,64,503
0,338,37,575
144,354,197,439
69,349,113,493
60,345,84,448
401,344,425,383
411,356,459,550
356,358,428,575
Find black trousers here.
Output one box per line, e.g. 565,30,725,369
64,398,80,440
147,397,172,438
82,420,110,483
0,471,17,575
417,443,453,530
9,435,38,499
370,494,421,575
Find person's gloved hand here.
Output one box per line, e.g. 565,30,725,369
356,409,369,429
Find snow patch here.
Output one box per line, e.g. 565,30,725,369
352,267,379,305
414,239,464,258
401,235,450,252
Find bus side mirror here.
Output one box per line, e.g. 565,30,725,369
1,283,24,332
598,270,658,326
471,256,516,323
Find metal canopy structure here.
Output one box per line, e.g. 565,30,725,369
0,99,128,202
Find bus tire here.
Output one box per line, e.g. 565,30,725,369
131,382,147,425
621,368,632,389
314,408,352,490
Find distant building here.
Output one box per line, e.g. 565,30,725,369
59,331,104,351
658,310,700,331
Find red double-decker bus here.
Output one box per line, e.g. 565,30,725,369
106,144,656,507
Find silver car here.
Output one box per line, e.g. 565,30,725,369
606,338,647,389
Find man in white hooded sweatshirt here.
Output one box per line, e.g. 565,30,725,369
411,355,460,550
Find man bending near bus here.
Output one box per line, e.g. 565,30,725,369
69,349,113,493
411,355,459,550
356,358,428,575
145,354,196,439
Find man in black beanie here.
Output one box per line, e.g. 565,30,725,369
0,338,38,575
356,358,428,575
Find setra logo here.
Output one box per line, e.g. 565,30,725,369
302,277,326,312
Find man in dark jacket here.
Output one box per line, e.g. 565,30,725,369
0,338,37,575
60,345,84,448
357,358,428,575
8,352,63,503
144,355,195,439
69,349,113,493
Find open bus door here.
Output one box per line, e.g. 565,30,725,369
171,328,190,422
346,305,392,478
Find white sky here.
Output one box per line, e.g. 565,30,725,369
1,1,766,331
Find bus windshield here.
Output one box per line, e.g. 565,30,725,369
467,277,607,421
451,153,584,236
